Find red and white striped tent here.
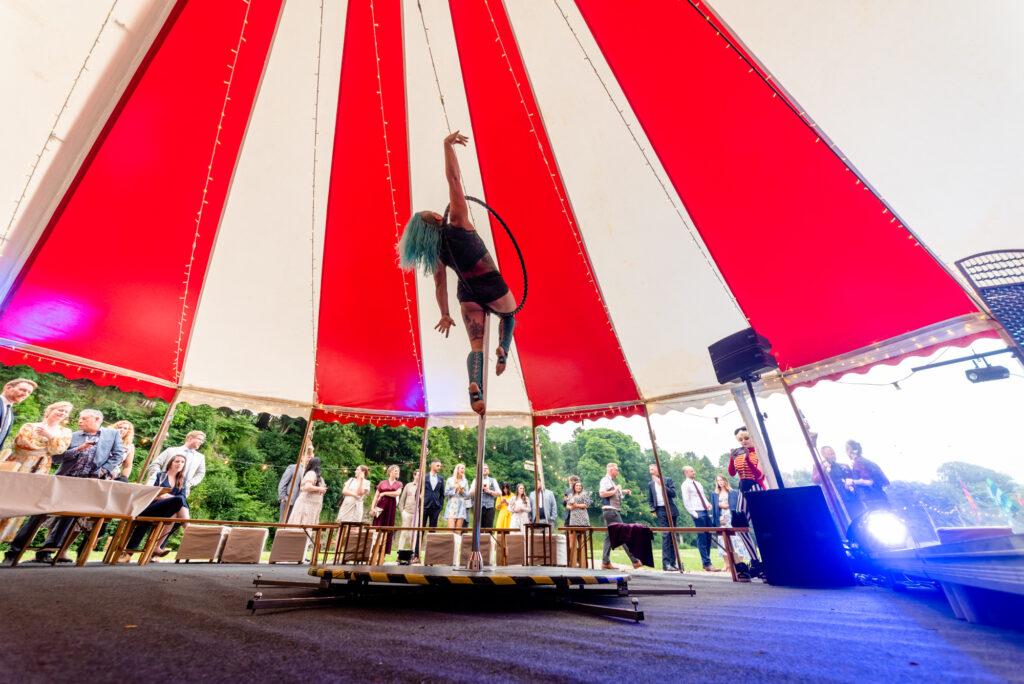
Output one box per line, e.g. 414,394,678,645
1,0,1020,428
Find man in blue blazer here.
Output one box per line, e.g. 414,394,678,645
5,409,124,564
413,458,445,561
647,464,681,571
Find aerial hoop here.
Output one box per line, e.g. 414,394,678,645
442,196,527,316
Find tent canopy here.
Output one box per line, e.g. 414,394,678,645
2,0,1018,425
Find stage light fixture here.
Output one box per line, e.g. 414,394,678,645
965,365,1009,383
848,510,910,553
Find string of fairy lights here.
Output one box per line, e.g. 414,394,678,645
1,1,119,257
310,0,326,406
550,0,742,316
367,0,426,406
172,0,253,381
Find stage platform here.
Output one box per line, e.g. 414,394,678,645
307,564,629,588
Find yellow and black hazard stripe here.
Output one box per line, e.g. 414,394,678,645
308,567,624,587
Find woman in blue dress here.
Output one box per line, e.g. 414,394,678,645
444,463,470,529
120,453,190,561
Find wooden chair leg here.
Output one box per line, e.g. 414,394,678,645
312,528,322,563
722,532,739,582
103,521,127,564
77,517,108,567
53,523,81,566
139,523,165,566
9,517,46,567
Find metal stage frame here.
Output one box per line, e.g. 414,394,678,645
247,564,696,622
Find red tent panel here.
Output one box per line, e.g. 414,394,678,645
0,0,282,387
449,0,640,412
576,0,977,370
314,0,425,414
0,346,175,400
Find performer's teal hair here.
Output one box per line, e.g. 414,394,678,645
398,212,442,275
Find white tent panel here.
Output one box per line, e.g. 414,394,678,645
505,0,749,400
0,0,174,294
182,0,346,404
710,0,1024,268
403,0,532,418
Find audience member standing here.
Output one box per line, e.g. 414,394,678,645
6,409,124,564
598,462,641,570
415,459,445,560
566,480,591,527
494,483,513,529
469,463,501,529
647,464,681,571
337,465,371,522
277,446,313,522
681,466,718,572
844,439,890,512
371,465,403,555
0,378,36,447
288,457,327,525
509,483,531,531
0,401,72,543
711,474,747,576
108,420,136,481
146,430,207,492
530,482,558,526
445,463,470,529
397,469,419,551
564,475,580,526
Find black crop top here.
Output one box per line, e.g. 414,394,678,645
440,225,489,274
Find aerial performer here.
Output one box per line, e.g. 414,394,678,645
398,131,518,416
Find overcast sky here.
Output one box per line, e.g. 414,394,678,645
546,336,1024,486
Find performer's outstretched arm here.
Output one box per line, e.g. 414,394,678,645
433,267,455,337
444,131,470,228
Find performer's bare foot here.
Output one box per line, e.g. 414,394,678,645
495,346,507,376
469,382,486,415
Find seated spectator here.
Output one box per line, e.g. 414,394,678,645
121,453,191,560
145,430,207,493
109,420,136,482
5,409,124,564
0,401,72,543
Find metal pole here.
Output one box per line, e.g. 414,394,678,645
135,390,181,483
466,313,490,571
414,424,429,556
778,377,850,533
744,377,784,488
282,414,315,521
531,423,541,498
643,406,684,573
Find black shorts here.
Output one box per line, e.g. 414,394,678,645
456,270,510,305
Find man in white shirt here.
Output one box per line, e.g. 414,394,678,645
681,466,718,571
0,377,36,446
470,464,501,529
598,462,641,570
145,430,207,490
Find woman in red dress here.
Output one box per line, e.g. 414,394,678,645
371,465,403,555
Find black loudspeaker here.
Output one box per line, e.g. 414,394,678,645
743,486,855,587
708,327,778,384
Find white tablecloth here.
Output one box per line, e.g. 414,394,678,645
0,471,163,518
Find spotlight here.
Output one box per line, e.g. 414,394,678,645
847,510,910,553
965,365,1009,383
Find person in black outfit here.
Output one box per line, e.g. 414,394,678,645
843,439,890,512
398,131,520,415
646,464,681,571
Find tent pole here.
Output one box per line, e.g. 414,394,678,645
466,312,490,571
413,423,429,558
779,377,851,535
531,423,541,503
743,378,784,488
282,413,315,523
135,390,181,483
643,406,684,573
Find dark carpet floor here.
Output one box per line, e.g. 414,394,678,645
1,563,1022,683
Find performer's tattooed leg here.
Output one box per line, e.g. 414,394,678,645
467,350,485,415
495,314,516,376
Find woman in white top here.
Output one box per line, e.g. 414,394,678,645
444,463,470,529
336,465,372,523
108,420,136,481
508,483,532,531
